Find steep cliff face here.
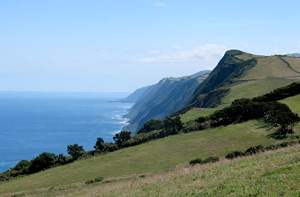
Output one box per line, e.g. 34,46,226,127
122,70,210,134
189,50,257,107
118,86,150,103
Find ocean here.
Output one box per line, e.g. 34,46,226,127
0,91,132,173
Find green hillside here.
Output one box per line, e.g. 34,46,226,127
64,144,300,196
1,119,297,196
180,51,300,123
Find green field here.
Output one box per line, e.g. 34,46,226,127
67,144,300,196
180,107,218,123
281,94,300,114
0,120,294,196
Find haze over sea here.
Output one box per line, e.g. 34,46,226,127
0,91,131,173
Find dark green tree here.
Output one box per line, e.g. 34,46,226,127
103,142,118,152
94,137,105,152
29,152,56,173
138,119,164,134
113,131,131,147
274,111,300,136
67,144,85,160
163,116,183,133
13,160,31,172
56,153,67,165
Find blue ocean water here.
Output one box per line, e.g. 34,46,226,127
0,91,132,173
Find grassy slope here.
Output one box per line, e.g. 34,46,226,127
67,145,300,197
181,55,300,123
0,120,293,195
280,94,300,114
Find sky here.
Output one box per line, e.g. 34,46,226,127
0,0,299,92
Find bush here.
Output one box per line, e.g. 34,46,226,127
29,152,57,173
225,151,245,159
13,160,31,172
138,119,164,134
245,145,264,155
196,116,209,123
56,153,67,165
103,143,118,152
265,144,278,150
189,158,202,165
279,142,288,147
85,176,104,185
202,156,219,164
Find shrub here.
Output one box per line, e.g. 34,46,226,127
196,116,208,123
245,145,264,155
85,176,104,185
225,151,245,159
13,160,31,172
265,144,277,150
189,158,202,165
138,119,164,134
202,156,219,164
56,153,67,165
29,152,57,173
279,142,288,147
103,143,118,152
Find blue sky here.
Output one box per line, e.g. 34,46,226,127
0,0,299,92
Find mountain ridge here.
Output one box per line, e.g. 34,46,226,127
122,70,211,133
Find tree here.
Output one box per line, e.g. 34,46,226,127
67,144,85,160
13,160,31,172
56,153,67,165
113,131,131,147
274,111,300,136
94,138,105,152
29,152,56,173
163,116,183,134
103,142,118,152
138,119,164,134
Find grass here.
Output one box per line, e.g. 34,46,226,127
222,77,296,105
0,120,292,195
280,94,300,114
8,144,300,196
241,56,300,80
71,144,300,196
180,107,218,123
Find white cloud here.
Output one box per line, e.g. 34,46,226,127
274,49,280,54
174,45,183,50
138,57,156,63
148,50,160,54
273,38,279,43
154,2,166,7
241,43,249,50
138,44,227,67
